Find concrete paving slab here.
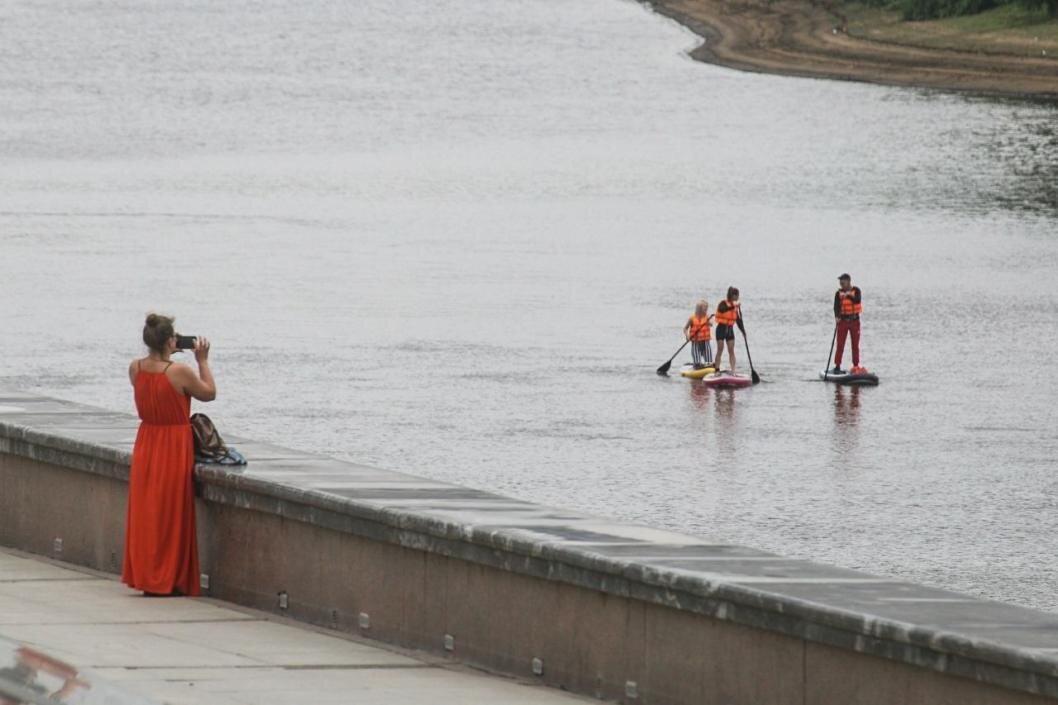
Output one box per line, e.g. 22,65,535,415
146,620,419,667
97,666,586,705
0,551,94,581
0,623,263,668
0,581,255,626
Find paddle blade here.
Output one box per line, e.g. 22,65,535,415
656,361,672,376
751,369,761,384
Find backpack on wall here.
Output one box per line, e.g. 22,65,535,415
190,413,247,466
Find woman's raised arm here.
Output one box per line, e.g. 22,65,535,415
172,338,216,401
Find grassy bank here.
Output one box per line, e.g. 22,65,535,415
840,2,1058,56
653,0,1058,97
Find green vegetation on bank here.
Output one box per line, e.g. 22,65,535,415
844,1,1058,54
859,0,1055,23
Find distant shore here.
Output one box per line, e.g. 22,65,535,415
647,0,1058,98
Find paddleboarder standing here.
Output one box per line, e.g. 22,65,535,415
713,287,741,373
831,273,862,374
682,300,714,369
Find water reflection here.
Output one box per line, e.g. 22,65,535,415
685,382,739,460
688,379,710,411
968,103,1058,214
998,121,1058,214
713,388,739,462
830,385,862,459
833,385,862,428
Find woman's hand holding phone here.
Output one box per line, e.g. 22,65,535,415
194,337,211,364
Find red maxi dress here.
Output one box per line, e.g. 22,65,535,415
122,363,200,596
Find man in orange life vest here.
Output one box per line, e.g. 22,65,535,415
831,273,863,374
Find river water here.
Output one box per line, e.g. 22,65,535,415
2,0,1057,610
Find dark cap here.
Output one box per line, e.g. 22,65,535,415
838,273,851,280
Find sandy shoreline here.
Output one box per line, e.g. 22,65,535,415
647,0,1058,98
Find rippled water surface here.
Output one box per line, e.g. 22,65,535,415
2,0,1057,609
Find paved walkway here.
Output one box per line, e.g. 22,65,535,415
0,548,589,705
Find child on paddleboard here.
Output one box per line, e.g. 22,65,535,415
713,287,741,373
683,300,713,369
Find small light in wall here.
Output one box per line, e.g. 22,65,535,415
278,591,289,610
200,573,210,591
358,612,370,630
52,538,63,554
443,634,455,652
531,657,544,676
625,681,639,699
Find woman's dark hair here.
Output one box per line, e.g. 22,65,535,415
143,313,175,355
726,286,740,301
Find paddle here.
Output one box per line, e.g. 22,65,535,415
823,322,838,381
736,313,761,385
656,340,690,376
656,316,712,376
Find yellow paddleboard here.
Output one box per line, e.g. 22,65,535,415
680,364,717,379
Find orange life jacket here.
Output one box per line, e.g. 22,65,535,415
688,315,711,341
838,290,863,316
715,300,739,327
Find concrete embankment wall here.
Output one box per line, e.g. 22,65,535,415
1,392,1057,705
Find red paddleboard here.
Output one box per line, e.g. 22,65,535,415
702,371,753,388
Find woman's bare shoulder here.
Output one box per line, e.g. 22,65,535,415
166,361,195,376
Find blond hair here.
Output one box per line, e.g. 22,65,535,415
694,300,709,317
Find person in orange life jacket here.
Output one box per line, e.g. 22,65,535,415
682,300,713,369
712,287,741,373
831,273,864,374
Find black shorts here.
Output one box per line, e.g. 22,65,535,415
715,324,735,341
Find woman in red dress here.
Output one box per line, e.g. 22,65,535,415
122,313,215,596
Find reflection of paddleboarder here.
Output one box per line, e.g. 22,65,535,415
0,647,90,703
688,377,709,410
830,274,863,375
833,385,862,427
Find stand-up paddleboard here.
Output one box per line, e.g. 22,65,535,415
702,371,753,388
820,368,880,386
680,364,717,379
